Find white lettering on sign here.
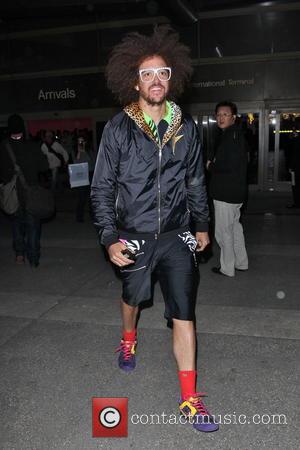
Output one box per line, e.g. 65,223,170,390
195,80,226,88
192,78,254,88
38,88,76,100
228,78,254,86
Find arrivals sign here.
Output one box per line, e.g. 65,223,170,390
38,88,76,100
0,73,113,113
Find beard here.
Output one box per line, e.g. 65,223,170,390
139,83,168,106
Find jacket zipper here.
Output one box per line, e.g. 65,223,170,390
115,190,119,219
157,143,162,235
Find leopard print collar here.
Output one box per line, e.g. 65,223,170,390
124,101,182,148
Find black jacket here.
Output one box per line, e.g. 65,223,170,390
0,137,49,205
91,102,209,248
0,137,49,184
209,124,248,203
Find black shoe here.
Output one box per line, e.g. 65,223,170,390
211,266,226,276
16,255,25,265
29,260,39,268
235,268,248,272
197,254,208,264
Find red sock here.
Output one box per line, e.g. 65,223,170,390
122,329,136,341
178,370,197,399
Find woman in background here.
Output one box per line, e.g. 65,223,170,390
72,135,95,222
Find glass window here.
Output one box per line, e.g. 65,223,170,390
0,40,10,73
278,113,300,182
199,10,300,58
100,25,154,62
174,24,198,58
10,31,98,72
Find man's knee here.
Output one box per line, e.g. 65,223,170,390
173,318,195,331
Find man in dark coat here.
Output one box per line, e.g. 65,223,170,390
0,114,49,266
208,101,249,277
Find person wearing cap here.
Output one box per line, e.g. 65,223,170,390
0,114,49,267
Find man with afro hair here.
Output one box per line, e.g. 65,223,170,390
91,26,219,432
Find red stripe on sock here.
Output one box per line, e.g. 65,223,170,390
122,329,136,341
178,370,197,399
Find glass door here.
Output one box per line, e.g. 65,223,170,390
268,110,300,189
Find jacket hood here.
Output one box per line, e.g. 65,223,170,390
124,101,182,148
8,114,25,135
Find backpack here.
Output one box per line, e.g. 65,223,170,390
0,172,19,215
46,143,65,168
1,142,55,219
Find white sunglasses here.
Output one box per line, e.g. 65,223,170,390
138,67,172,83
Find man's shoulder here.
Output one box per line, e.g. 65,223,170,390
108,110,128,128
24,139,42,152
179,110,196,129
103,110,133,141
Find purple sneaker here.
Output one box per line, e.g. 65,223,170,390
179,392,219,432
115,339,137,372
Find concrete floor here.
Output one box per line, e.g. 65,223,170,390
0,190,299,450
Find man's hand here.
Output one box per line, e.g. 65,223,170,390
195,232,210,252
107,242,135,267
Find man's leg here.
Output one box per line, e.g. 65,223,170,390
157,236,218,432
233,204,248,270
172,317,219,432
76,186,86,222
116,237,155,372
120,299,139,332
51,167,58,191
115,300,139,372
213,200,235,277
173,319,196,371
157,236,197,379
25,212,41,267
11,210,26,263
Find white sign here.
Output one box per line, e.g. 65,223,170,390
68,163,89,188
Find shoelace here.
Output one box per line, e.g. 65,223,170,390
186,392,210,416
115,340,136,361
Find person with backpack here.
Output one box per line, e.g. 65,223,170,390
0,114,49,266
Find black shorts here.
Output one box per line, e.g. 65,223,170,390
119,228,199,321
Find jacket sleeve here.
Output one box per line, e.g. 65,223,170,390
212,129,248,175
0,143,14,183
90,122,120,248
186,119,210,232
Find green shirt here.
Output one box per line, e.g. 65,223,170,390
143,100,172,126
142,101,172,144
